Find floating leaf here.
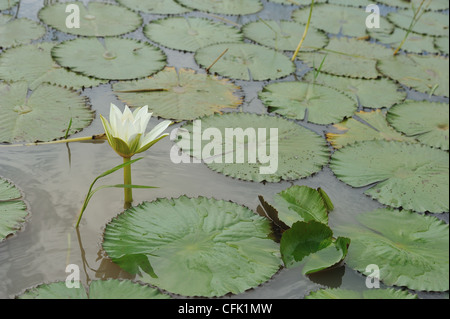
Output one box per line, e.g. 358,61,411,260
335,208,449,292
0,42,106,90
369,28,438,54
434,37,449,55
330,140,449,213
305,288,418,299
175,0,263,15
376,0,449,11
102,196,281,297
144,17,243,52
116,0,191,14
386,101,449,151
0,177,28,242
17,279,169,299
52,38,167,81
259,81,357,125
302,71,406,109
292,4,394,38
38,2,142,37
178,113,330,183
242,20,328,52
280,221,350,275
0,81,94,143
195,43,295,81
0,0,18,10
377,53,449,97
272,185,331,227
326,110,416,149
0,14,45,49
388,10,449,37
299,37,393,79
113,67,242,121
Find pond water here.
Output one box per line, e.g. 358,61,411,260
0,0,448,299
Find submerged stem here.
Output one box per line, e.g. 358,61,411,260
123,157,133,205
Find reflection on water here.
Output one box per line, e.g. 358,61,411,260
0,0,448,299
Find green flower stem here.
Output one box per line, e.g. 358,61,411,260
123,157,133,204
291,0,314,61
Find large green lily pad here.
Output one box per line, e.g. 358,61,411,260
386,101,449,151
302,71,406,109
144,17,243,53
113,67,242,121
17,279,170,299
335,208,449,292
0,177,28,242
330,140,449,213
292,4,394,38
242,20,328,52
175,0,263,15
0,15,45,49
0,42,106,90
369,28,438,54
259,81,357,125
38,1,142,37
299,37,393,79
195,43,295,81
102,196,281,297
0,81,94,143
305,288,418,299
52,37,167,81
280,220,350,275
377,53,449,97
376,0,449,11
387,10,449,37
0,0,18,10
116,0,191,14
326,110,416,149
177,112,330,183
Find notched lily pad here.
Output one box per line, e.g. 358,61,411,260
38,1,142,37
0,177,28,242
0,81,94,143
102,196,281,297
387,10,449,37
113,67,242,121
305,288,418,299
335,208,449,292
116,0,191,14
376,0,449,11
175,0,263,15
0,14,45,49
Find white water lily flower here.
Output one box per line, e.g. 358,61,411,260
100,103,172,158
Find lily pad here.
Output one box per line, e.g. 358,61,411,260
326,110,416,149
102,196,281,297
242,20,328,52
280,220,350,275
0,81,94,143
17,279,169,299
376,0,449,11
0,177,28,242
177,112,330,183
369,28,438,54
387,10,449,37
305,288,418,299
292,4,394,38
330,140,449,213
302,71,406,109
386,101,449,151
195,43,296,81
113,67,242,121
0,0,18,10
144,17,243,53
377,53,449,97
335,208,449,292
175,0,263,15
0,42,106,90
38,1,142,37
259,81,357,125
299,37,393,79
52,37,167,81
435,37,449,55
116,0,191,14
0,15,45,49
272,185,331,227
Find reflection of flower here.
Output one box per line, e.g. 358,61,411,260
100,103,172,158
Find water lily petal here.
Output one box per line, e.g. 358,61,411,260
128,133,142,154
136,134,169,154
111,136,132,158
141,120,172,147
100,114,115,148
109,103,122,137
